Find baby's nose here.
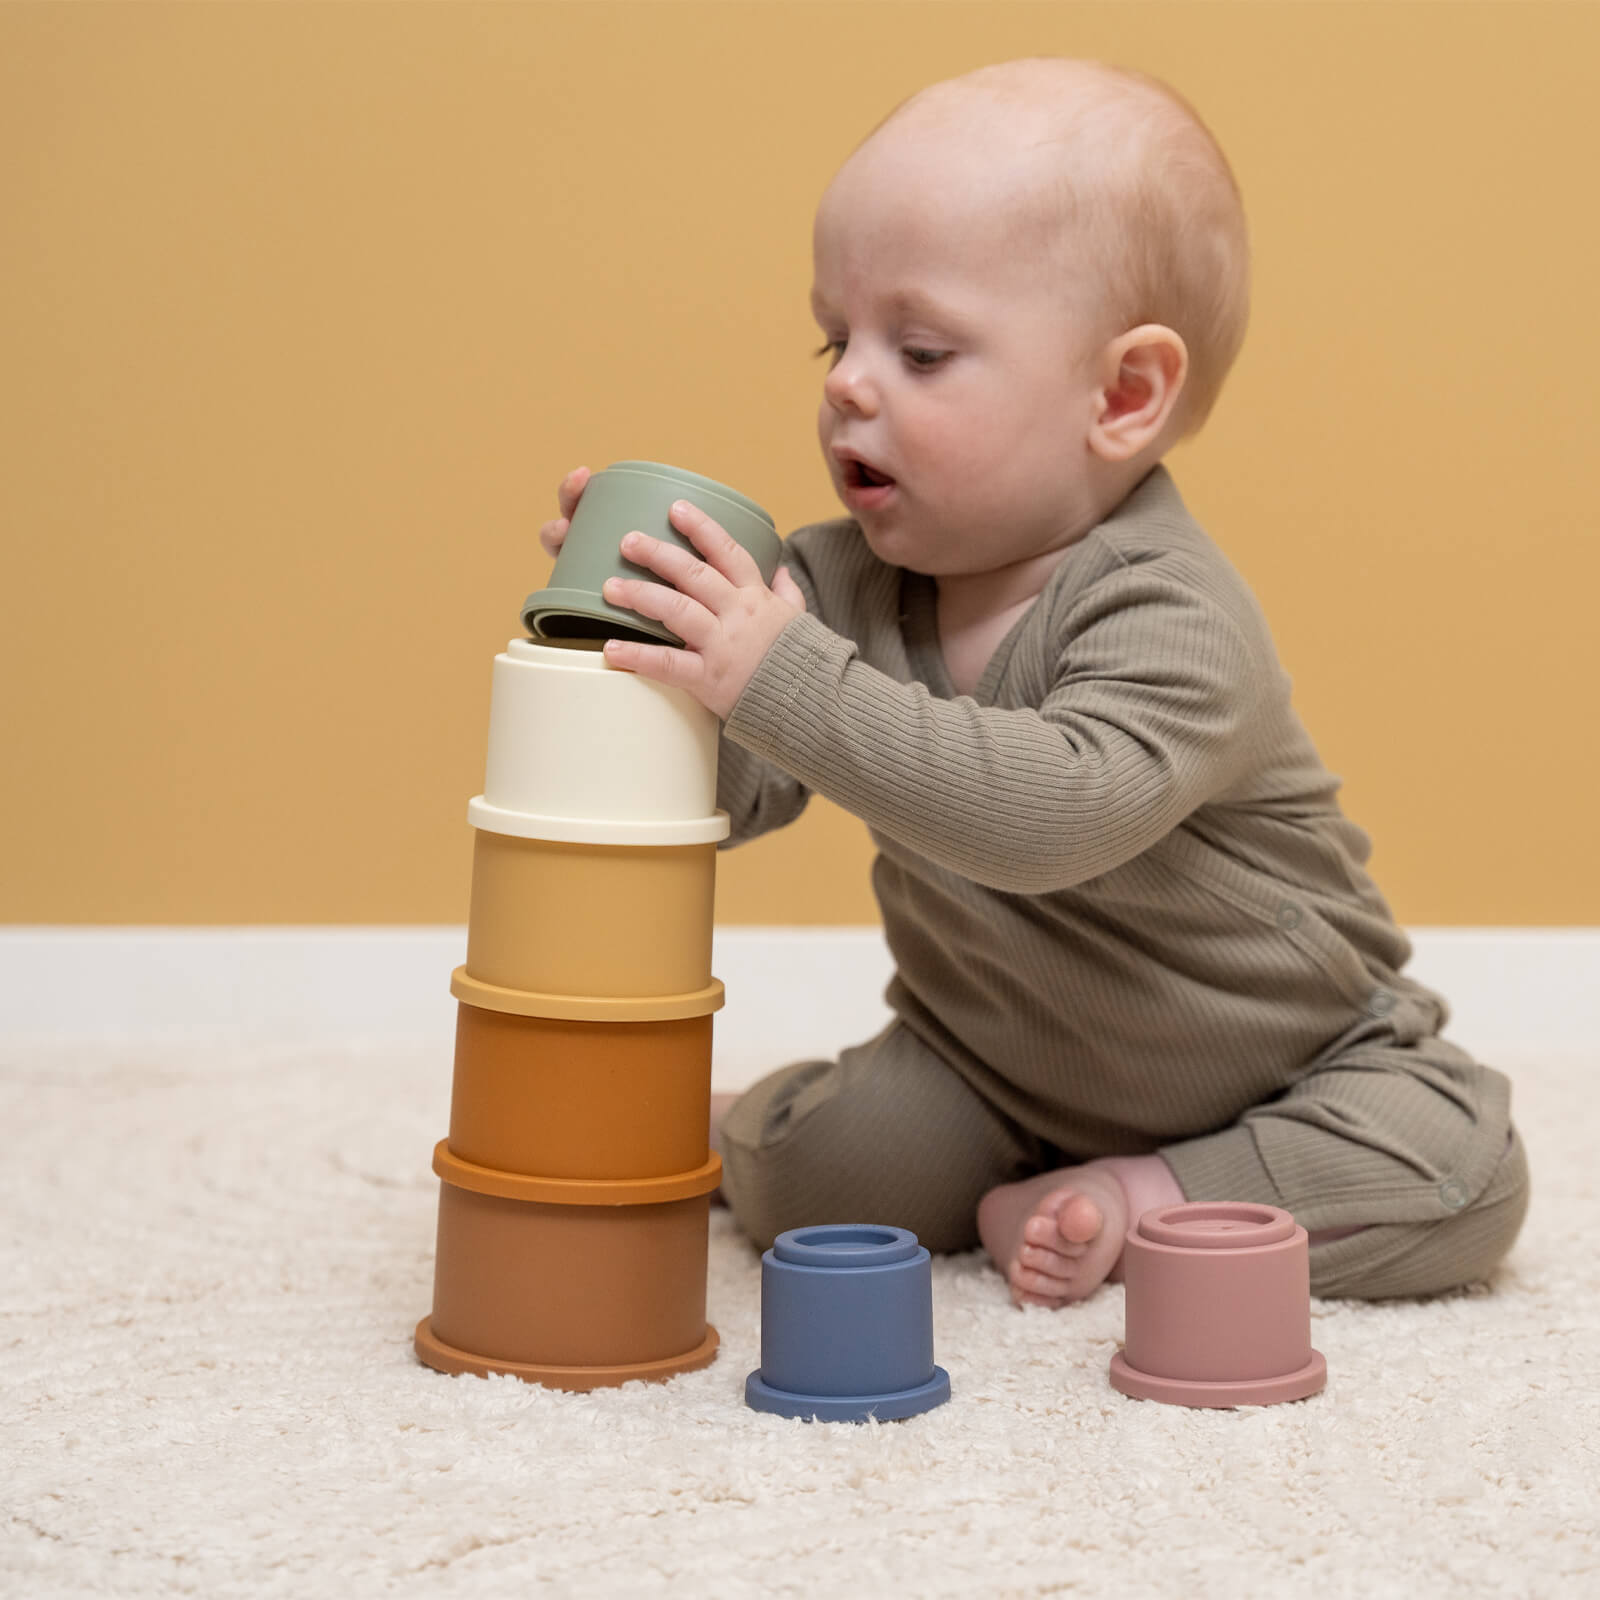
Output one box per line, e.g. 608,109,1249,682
824,356,878,416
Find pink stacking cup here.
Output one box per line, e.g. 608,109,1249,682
1109,1201,1327,1408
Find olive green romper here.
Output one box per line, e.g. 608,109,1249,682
713,465,1528,1298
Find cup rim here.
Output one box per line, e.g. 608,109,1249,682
522,587,682,648
502,636,612,668
770,1223,923,1270
1135,1201,1299,1251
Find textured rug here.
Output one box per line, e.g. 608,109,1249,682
3,1035,1596,1598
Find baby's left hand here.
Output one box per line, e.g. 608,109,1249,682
601,499,806,720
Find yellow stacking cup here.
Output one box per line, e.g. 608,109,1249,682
463,827,719,999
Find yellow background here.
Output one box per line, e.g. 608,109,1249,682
4,1,1596,926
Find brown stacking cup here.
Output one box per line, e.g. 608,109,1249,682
465,828,716,999
447,999,711,1179
414,1143,722,1389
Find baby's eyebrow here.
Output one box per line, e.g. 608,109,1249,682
808,286,964,325
889,288,960,323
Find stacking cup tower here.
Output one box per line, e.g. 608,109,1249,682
415,462,778,1391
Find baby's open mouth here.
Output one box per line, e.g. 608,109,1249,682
846,460,895,489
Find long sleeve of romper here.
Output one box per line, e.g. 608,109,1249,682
721,563,1263,893
715,720,812,845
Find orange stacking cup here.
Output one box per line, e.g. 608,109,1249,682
447,999,713,1179
415,1143,722,1389
464,828,718,999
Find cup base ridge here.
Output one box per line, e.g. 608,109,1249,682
450,966,725,1023
416,1316,720,1390
468,795,730,847
744,1366,951,1422
1108,1349,1326,1408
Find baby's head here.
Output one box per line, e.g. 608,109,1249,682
811,57,1249,578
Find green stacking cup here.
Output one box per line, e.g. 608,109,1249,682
524,461,781,647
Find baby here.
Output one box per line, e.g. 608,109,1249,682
539,57,1529,1307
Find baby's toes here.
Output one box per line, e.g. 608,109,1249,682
1054,1191,1105,1245
1016,1241,1075,1280
1008,1261,1071,1305
1021,1207,1087,1253
1019,1232,1087,1275
1014,1286,1070,1309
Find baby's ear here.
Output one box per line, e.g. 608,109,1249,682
1088,325,1188,462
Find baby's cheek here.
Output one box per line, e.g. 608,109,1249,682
921,427,991,487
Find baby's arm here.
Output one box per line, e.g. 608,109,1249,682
723,571,1264,893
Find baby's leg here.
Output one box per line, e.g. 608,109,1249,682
706,1092,738,1205
709,1090,739,1142
1159,1036,1528,1300
715,1021,1049,1253
975,1033,1529,1309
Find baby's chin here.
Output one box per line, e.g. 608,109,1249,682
849,514,918,564
845,507,965,573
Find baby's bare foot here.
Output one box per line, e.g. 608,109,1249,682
976,1164,1131,1307
977,1154,1187,1308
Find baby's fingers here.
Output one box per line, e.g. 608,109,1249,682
540,466,591,559
772,565,806,612
538,516,569,559
558,465,591,520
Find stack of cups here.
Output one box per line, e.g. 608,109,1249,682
413,633,729,1389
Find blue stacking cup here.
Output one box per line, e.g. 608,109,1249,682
744,1224,951,1422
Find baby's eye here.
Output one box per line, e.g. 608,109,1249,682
811,339,948,371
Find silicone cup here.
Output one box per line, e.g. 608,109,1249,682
1109,1202,1328,1408
523,461,781,646
446,1000,711,1180
417,1144,722,1390
464,828,719,999
478,637,722,828
745,1224,951,1422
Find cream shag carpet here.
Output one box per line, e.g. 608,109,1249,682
3,1036,1597,1599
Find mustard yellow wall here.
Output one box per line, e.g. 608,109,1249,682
4,1,1596,926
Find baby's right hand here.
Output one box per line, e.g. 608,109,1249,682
538,466,592,558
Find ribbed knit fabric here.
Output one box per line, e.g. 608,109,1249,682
715,466,1515,1240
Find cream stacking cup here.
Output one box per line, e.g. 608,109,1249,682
416,626,733,1391
476,637,720,830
